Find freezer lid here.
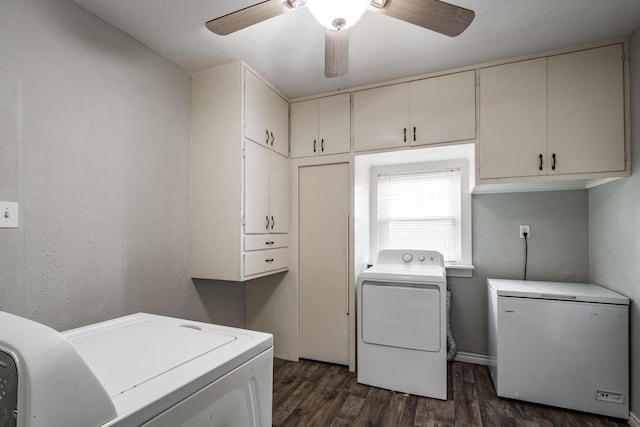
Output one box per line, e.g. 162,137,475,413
66,318,236,397
487,279,629,305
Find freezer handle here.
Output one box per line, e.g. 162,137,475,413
541,294,577,300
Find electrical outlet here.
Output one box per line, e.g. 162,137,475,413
519,225,530,239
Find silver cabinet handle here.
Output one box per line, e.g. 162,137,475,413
266,241,275,246
265,215,270,230
270,132,274,146
265,130,269,145
265,258,274,263
271,215,274,230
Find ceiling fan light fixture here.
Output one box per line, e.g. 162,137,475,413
306,0,369,30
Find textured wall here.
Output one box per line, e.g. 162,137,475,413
588,29,640,418
0,0,212,330
449,190,590,355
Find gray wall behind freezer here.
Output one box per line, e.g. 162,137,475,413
449,190,590,356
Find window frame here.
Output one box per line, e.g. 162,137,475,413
370,159,472,267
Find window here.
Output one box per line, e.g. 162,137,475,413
371,160,471,266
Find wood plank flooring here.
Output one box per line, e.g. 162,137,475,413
272,358,628,427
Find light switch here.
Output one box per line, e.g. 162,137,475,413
0,202,18,228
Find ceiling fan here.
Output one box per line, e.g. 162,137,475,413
206,0,475,78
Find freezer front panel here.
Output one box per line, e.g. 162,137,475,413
496,296,628,419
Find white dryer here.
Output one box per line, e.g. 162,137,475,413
0,311,273,427
357,249,447,399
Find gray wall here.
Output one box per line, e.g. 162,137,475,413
588,29,640,417
0,0,225,330
450,190,590,355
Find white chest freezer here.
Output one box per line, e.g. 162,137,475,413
487,279,629,419
0,311,273,427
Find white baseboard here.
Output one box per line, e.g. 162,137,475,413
453,351,490,366
628,411,639,427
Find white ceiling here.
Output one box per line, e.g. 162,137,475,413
73,0,640,99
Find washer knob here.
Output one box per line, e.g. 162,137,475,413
418,255,426,262
402,254,413,262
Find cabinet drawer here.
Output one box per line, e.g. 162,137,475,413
244,234,289,251
244,248,288,277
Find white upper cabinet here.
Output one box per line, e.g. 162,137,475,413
478,44,627,182
547,44,625,175
410,71,476,146
191,63,289,281
353,83,410,152
478,58,548,179
353,71,476,152
244,141,289,234
290,93,351,158
267,149,289,233
245,69,289,157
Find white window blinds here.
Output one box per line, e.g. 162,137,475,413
376,168,461,262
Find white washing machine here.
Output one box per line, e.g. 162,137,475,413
357,249,447,399
0,311,273,427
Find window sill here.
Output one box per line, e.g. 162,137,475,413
445,264,474,278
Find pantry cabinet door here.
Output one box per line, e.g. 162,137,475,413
299,163,349,366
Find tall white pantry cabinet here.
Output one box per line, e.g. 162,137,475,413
191,62,289,281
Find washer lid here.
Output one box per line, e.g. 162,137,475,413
67,319,235,397
63,313,273,426
487,279,629,305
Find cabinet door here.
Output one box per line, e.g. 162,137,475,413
245,69,289,157
269,151,289,233
290,99,319,158
410,71,476,146
244,141,270,234
318,93,351,155
299,163,349,365
353,83,410,152
478,58,547,179
548,45,625,175
270,91,289,157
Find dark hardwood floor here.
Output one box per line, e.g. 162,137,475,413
272,358,628,427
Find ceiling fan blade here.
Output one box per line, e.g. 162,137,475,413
371,0,474,37
206,1,292,35
325,28,349,78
